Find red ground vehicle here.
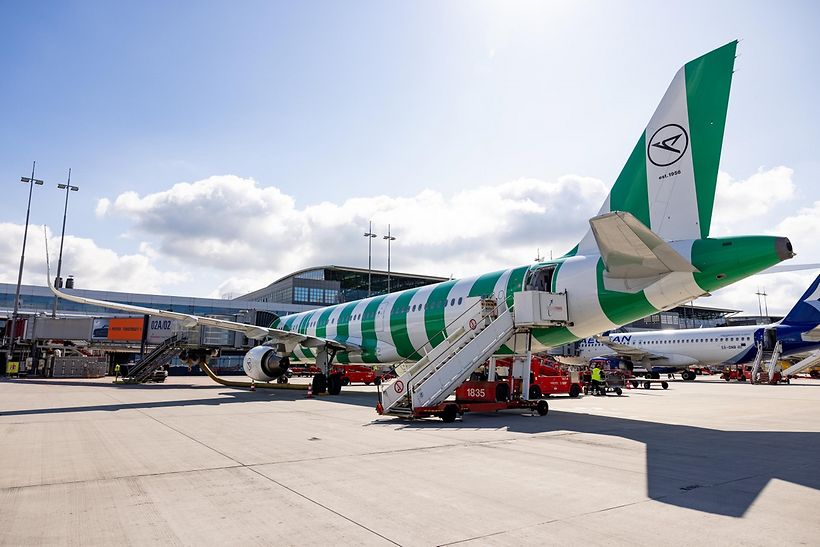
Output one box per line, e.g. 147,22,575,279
332,365,385,386
288,365,321,377
495,356,583,398
721,365,752,382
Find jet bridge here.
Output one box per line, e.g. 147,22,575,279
377,291,569,419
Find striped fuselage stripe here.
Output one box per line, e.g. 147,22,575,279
360,294,387,362
424,280,458,348
390,288,419,358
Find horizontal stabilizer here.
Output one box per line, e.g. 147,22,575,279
590,211,698,280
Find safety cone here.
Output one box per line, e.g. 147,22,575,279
250,381,256,392
306,382,313,398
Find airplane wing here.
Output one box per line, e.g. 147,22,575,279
594,335,666,361
48,278,352,351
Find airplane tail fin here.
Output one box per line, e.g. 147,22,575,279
572,41,737,256
781,275,820,326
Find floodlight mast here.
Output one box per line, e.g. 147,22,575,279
8,161,44,366
364,220,377,297
383,225,396,293
52,168,79,318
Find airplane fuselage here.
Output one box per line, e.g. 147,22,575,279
276,236,790,364
578,323,820,369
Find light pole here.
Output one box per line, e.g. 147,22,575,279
755,288,769,318
363,221,377,297
383,225,396,293
8,161,44,367
52,168,79,318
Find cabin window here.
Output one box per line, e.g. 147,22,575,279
458,297,463,305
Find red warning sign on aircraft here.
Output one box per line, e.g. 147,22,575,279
394,380,404,393
469,319,477,330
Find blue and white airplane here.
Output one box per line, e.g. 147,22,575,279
577,274,820,379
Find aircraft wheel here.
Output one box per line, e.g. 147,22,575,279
312,373,328,394
661,381,669,390
276,376,289,384
643,381,652,389
536,400,549,416
327,373,343,395
630,380,639,389
615,387,623,396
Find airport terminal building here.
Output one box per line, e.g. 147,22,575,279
0,266,447,374
238,265,448,306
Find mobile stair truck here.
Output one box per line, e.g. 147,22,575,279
376,290,570,422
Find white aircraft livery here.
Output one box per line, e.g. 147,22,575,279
578,274,820,379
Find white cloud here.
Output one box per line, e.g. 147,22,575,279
0,223,188,294
773,200,820,252
97,174,609,294
710,166,795,233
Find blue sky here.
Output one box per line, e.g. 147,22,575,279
1,0,818,314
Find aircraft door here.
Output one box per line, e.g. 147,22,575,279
525,265,556,292
763,328,777,351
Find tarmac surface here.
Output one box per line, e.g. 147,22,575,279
1,374,818,546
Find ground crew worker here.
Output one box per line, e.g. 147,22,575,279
591,363,603,395
114,363,121,381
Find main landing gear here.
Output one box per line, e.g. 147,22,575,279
310,346,344,395
680,370,697,381
311,372,343,395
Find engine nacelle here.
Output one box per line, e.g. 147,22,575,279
242,345,290,381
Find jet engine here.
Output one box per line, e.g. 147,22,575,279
242,345,290,381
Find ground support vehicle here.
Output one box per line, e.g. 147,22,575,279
288,365,320,377
495,355,583,399
387,379,549,423
332,365,391,386
628,378,670,390
720,365,751,382
585,370,628,395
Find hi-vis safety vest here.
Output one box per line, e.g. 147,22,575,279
114,364,121,373
591,367,603,382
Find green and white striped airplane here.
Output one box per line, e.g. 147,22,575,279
51,42,794,393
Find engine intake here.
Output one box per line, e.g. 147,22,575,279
243,345,290,381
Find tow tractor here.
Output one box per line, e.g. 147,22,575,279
720,364,751,382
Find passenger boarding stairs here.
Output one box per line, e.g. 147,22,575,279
378,291,569,417
749,340,783,384
123,334,185,384
780,350,820,378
